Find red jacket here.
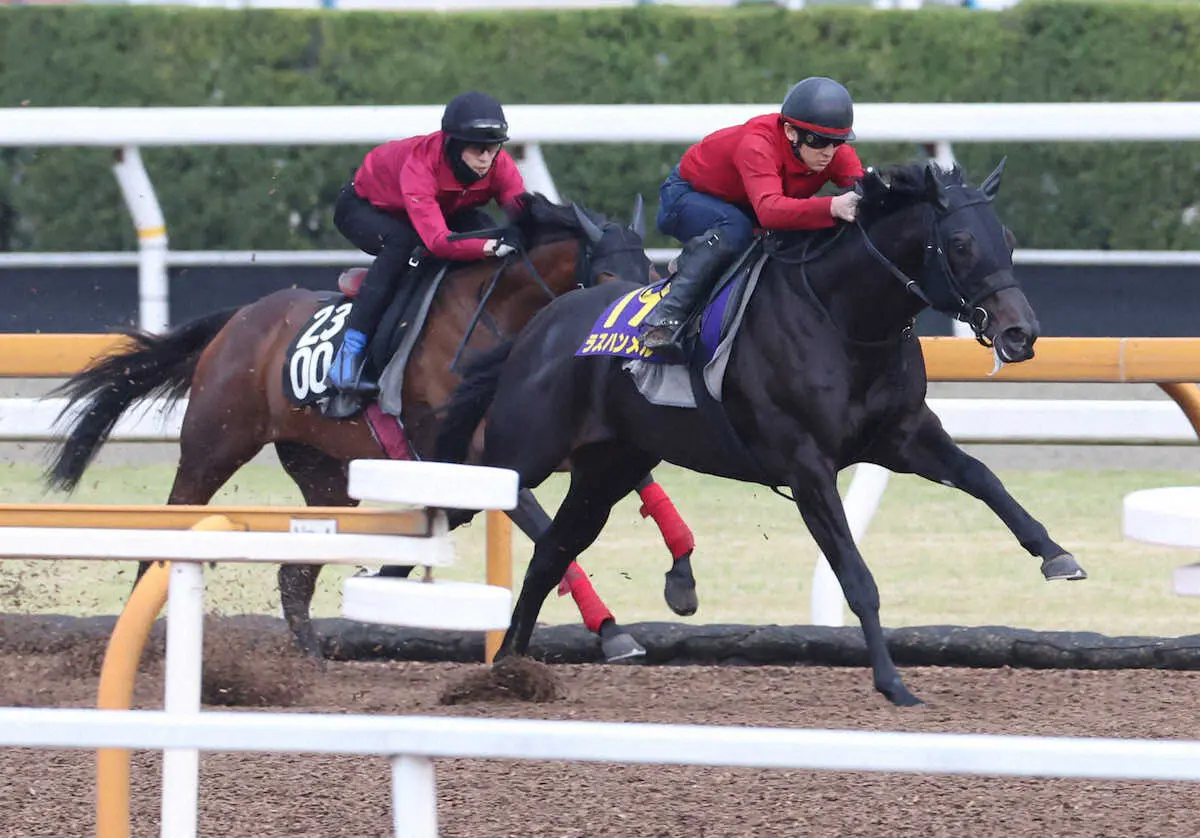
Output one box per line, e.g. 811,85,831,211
352,131,526,261
678,113,864,230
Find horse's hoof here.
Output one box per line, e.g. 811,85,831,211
601,632,647,664
664,553,699,617
880,681,923,707
292,630,326,666
1042,553,1087,581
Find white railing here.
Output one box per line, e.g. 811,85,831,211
107,1,1014,11
2,707,1199,838
7,246,1199,269
9,103,1200,146
5,396,1197,444
2,102,1199,330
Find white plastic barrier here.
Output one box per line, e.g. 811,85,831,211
1122,486,1200,597
3,706,1200,838
0,459,519,838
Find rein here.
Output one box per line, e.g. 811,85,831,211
854,220,931,306
447,233,604,377
448,255,522,376
764,227,910,349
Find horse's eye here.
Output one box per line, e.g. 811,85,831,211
953,240,970,254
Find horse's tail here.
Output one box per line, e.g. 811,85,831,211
44,307,240,492
435,340,516,465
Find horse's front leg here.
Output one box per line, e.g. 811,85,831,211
505,487,646,662
788,457,921,706
498,443,655,661
874,405,1086,581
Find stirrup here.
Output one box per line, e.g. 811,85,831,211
333,370,378,395
641,321,682,351
329,362,378,395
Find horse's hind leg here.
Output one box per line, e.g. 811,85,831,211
499,442,659,661
873,407,1085,581
634,473,699,617
275,441,362,659
132,395,267,586
509,488,646,663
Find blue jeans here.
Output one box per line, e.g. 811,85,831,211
655,167,754,252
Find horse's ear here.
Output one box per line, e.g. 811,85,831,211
629,194,646,239
924,163,949,210
572,203,604,243
980,156,1007,202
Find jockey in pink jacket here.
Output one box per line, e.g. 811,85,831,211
329,91,527,392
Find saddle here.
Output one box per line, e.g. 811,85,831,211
576,231,837,410
280,250,449,418
577,237,766,369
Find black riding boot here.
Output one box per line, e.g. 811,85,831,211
641,229,738,351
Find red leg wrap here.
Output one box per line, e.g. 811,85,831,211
637,481,695,560
559,562,613,634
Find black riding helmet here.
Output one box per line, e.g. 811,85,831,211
442,91,509,184
780,77,856,143
442,91,509,143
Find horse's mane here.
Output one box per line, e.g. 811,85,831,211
510,192,609,249
857,160,969,225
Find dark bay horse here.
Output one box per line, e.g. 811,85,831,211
436,161,1087,706
42,195,697,661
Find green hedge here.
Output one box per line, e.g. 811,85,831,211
0,2,1198,252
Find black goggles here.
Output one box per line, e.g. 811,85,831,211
802,133,846,150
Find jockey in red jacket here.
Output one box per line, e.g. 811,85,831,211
642,77,866,351
330,91,527,392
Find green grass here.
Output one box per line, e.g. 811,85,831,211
0,461,1196,637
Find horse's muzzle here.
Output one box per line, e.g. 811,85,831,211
995,325,1036,363
981,284,1039,363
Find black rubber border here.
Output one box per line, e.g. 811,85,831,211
5,615,1200,670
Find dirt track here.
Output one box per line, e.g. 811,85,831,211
2,619,1199,838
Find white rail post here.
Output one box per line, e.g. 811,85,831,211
931,140,958,171
112,145,170,333
161,560,205,838
512,142,561,204
811,463,893,627
391,754,438,838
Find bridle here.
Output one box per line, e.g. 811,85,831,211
854,188,1018,348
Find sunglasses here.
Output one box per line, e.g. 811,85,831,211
803,134,846,150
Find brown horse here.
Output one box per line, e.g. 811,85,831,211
42,195,698,662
